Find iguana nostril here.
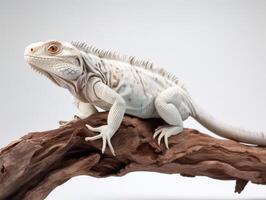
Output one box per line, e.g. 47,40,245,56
30,48,34,52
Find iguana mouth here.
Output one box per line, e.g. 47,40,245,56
24,54,53,60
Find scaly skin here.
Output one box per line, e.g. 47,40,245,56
24,40,266,156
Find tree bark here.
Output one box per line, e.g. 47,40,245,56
0,112,266,200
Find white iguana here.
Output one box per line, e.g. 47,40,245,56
24,40,266,156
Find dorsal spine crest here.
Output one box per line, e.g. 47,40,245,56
72,42,186,90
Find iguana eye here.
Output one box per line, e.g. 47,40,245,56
47,42,61,55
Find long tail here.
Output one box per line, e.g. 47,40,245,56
191,103,266,146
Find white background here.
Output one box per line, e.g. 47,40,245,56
1,0,266,199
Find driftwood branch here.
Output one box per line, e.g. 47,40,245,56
1,112,266,200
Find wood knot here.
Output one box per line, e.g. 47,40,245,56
1,165,6,173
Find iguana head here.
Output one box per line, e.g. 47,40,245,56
24,40,85,85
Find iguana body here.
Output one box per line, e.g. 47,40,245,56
24,40,266,155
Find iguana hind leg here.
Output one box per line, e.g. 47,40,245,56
59,99,98,127
154,86,188,149
59,115,81,127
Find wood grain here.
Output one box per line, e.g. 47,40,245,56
1,112,266,200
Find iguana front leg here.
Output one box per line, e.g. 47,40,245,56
85,81,126,156
59,98,98,126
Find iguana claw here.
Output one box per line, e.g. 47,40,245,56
85,124,116,156
153,125,183,149
58,115,81,127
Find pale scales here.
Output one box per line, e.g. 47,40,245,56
24,40,266,156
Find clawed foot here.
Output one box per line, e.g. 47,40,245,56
85,124,116,156
153,125,183,149
59,115,81,127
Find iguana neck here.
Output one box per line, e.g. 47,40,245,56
52,55,107,102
